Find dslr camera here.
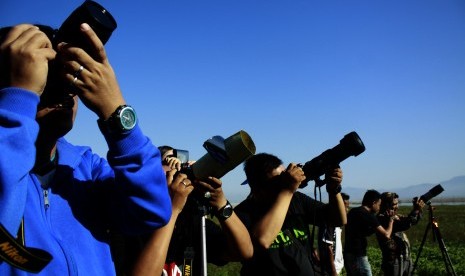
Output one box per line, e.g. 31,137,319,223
301,131,366,188
41,0,117,105
0,1,116,99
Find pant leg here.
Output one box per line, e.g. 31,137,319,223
402,257,413,276
344,253,372,276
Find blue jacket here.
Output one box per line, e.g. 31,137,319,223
0,88,172,275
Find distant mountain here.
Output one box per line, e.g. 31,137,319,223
342,176,465,203
228,176,465,205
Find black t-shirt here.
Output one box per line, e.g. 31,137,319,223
344,206,380,256
235,192,327,276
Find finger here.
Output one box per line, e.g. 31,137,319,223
79,23,106,63
62,61,87,80
166,169,177,185
205,176,222,188
1,24,37,46
195,180,213,191
180,178,192,187
4,26,55,60
60,69,83,91
27,30,54,51
175,162,181,171
286,163,296,170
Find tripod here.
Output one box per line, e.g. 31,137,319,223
199,203,209,276
412,203,456,276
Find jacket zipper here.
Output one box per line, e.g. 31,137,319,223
43,189,50,209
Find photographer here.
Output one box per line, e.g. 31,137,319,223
376,192,425,276
234,153,346,276
123,146,253,276
0,22,171,274
344,189,395,276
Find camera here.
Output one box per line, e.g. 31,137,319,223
419,184,444,203
41,0,117,105
301,131,365,187
0,1,116,96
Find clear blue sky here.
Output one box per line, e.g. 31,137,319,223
2,0,464,201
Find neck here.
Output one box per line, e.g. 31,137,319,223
362,205,372,212
33,138,58,175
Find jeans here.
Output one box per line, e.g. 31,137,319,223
344,253,372,276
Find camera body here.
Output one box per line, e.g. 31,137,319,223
41,0,117,105
301,131,365,188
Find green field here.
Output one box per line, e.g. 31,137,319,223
208,204,465,275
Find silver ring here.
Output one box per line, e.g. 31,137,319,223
204,191,211,199
181,180,188,187
73,76,78,85
74,65,84,77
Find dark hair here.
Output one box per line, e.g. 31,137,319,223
380,192,399,213
158,145,174,158
362,189,381,206
243,153,282,190
341,192,350,201
0,27,12,43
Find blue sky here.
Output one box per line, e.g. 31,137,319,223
2,0,464,201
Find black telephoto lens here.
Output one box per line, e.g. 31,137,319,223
301,131,365,187
419,184,444,203
54,0,117,49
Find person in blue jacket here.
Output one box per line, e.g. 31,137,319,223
0,23,172,275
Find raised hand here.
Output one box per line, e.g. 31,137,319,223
0,24,56,95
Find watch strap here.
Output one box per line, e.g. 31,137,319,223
326,184,342,195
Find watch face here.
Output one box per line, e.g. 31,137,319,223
120,106,137,130
222,204,233,218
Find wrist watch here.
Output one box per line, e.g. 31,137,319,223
102,105,137,133
216,201,233,221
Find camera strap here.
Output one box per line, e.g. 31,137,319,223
0,218,52,273
183,246,195,276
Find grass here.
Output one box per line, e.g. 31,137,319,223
208,204,465,275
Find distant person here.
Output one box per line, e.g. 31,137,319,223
0,23,171,274
376,192,425,276
344,189,395,276
318,192,350,275
234,153,347,276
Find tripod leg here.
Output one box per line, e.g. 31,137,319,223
412,222,430,275
200,215,208,276
432,223,457,276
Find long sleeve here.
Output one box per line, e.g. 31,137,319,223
0,88,39,234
